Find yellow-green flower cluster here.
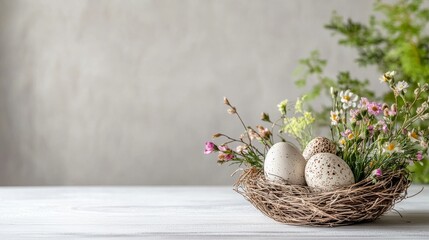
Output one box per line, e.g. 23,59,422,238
277,99,288,115
280,96,315,149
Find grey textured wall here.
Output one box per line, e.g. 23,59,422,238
0,0,378,185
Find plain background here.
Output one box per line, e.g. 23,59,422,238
0,0,382,185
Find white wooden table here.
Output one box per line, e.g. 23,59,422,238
0,186,427,239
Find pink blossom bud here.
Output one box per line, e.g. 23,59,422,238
204,142,217,155
417,151,423,161
372,168,382,177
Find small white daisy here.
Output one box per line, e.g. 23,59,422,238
395,81,409,93
339,90,359,109
330,110,340,125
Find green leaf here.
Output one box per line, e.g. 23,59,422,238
295,79,307,87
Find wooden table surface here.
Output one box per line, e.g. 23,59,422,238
0,185,427,239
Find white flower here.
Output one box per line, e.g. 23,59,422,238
236,145,247,153
330,110,340,125
379,71,395,82
386,70,395,77
408,131,421,143
338,138,346,148
379,75,388,83
395,81,409,93
383,141,401,154
339,90,359,109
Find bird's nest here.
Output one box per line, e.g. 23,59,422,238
233,168,411,227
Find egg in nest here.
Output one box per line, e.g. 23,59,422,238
302,136,336,161
264,142,306,185
305,153,355,191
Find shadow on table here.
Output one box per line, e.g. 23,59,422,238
364,210,429,228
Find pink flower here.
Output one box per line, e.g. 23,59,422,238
247,129,259,140
218,152,234,161
417,151,423,161
372,168,382,177
256,125,271,139
350,109,360,122
217,145,234,162
341,129,352,137
218,145,230,152
367,102,383,116
359,97,370,108
377,120,388,133
204,142,217,154
388,109,397,116
350,109,360,118
382,124,388,133
341,129,355,140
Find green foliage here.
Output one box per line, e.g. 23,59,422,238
294,51,375,127
295,0,429,183
412,159,429,183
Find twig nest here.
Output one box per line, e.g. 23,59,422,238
264,142,306,185
303,136,336,161
305,153,355,191
234,168,410,226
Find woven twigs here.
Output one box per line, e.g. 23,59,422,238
233,168,410,227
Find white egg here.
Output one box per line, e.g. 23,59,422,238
264,142,306,185
305,153,355,191
302,136,336,161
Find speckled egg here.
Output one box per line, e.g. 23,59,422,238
302,136,336,161
264,142,306,185
305,153,355,191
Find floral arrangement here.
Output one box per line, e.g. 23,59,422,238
331,71,429,182
204,95,314,169
204,71,429,186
